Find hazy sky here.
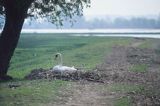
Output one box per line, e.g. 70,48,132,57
84,0,160,20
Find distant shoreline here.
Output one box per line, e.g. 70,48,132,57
21,29,160,38
1,29,160,38
20,29,160,34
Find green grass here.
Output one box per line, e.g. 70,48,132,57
129,64,148,72
108,83,144,106
114,97,131,106
138,39,152,48
98,83,144,106
8,33,132,78
138,38,160,49
0,80,67,106
108,83,144,94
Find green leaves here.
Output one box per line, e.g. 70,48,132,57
0,0,90,27
28,0,90,26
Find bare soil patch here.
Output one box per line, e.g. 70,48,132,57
63,82,115,106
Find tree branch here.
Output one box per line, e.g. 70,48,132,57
0,0,4,6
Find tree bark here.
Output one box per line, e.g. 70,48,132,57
0,2,28,80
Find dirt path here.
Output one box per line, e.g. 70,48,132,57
45,81,118,106
64,82,115,106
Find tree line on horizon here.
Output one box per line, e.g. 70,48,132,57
22,16,160,29
1,16,160,29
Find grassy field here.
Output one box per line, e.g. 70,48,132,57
8,33,132,78
0,80,68,106
1,33,160,106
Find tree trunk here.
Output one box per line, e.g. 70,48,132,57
0,3,27,80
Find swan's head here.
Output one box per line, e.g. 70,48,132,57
54,53,62,60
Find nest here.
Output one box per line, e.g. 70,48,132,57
25,68,104,83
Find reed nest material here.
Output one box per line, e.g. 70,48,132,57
25,69,104,83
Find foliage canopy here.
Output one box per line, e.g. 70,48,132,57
0,0,90,26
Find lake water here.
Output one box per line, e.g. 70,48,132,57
1,29,160,38
21,29,160,38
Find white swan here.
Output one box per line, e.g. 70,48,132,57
52,53,77,73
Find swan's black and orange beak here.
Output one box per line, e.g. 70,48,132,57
54,54,58,60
